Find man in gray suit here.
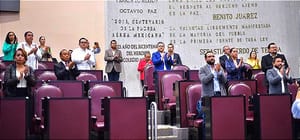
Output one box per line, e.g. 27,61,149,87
266,56,293,94
199,51,227,97
196,51,227,138
104,40,123,81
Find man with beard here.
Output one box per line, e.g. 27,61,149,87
266,56,293,94
196,51,227,139
199,51,227,97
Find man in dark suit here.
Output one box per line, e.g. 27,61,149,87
266,56,293,94
167,43,182,67
54,49,80,80
219,45,231,70
261,42,289,73
261,42,289,90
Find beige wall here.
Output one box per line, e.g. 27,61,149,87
0,0,105,70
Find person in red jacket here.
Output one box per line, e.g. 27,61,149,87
137,52,153,86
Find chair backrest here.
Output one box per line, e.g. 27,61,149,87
76,72,97,81
187,70,200,81
156,70,185,110
0,62,6,70
228,83,253,119
0,98,29,139
34,85,63,117
89,84,116,122
227,80,257,95
253,72,267,94
38,71,57,81
172,65,190,72
43,98,90,139
39,61,55,70
102,97,148,140
203,96,246,139
288,83,298,101
161,73,183,104
253,94,292,139
186,84,202,114
88,81,123,97
143,65,155,90
49,80,84,97
38,63,48,69
228,83,252,96
175,80,200,127
79,70,103,81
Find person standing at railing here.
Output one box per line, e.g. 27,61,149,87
137,51,153,86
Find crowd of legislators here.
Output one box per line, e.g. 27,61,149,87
1,31,300,119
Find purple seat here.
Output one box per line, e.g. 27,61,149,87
49,80,84,97
156,70,185,110
253,94,293,139
174,80,200,127
102,97,147,140
79,70,103,81
77,72,97,81
0,62,6,70
253,72,267,94
172,65,190,72
38,71,57,81
161,73,183,109
203,96,246,139
0,98,29,139
228,83,253,121
187,70,200,81
288,83,298,101
186,84,203,127
33,85,63,133
227,80,257,95
38,63,48,69
88,81,123,97
43,98,90,139
1,61,14,68
39,61,55,70
143,64,155,96
89,84,116,132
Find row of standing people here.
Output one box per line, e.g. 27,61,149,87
137,42,182,86
208,42,292,96
1,31,122,97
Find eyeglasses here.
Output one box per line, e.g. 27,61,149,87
80,41,88,44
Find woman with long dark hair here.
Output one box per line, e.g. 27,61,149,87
2,31,18,61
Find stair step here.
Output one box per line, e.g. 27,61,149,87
148,110,170,125
157,135,178,140
148,125,189,140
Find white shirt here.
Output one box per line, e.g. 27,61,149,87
16,70,27,88
160,52,167,70
274,68,285,93
71,47,95,70
209,65,221,92
17,42,41,70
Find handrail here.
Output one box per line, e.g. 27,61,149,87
150,102,158,140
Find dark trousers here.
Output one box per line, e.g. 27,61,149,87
107,68,120,81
